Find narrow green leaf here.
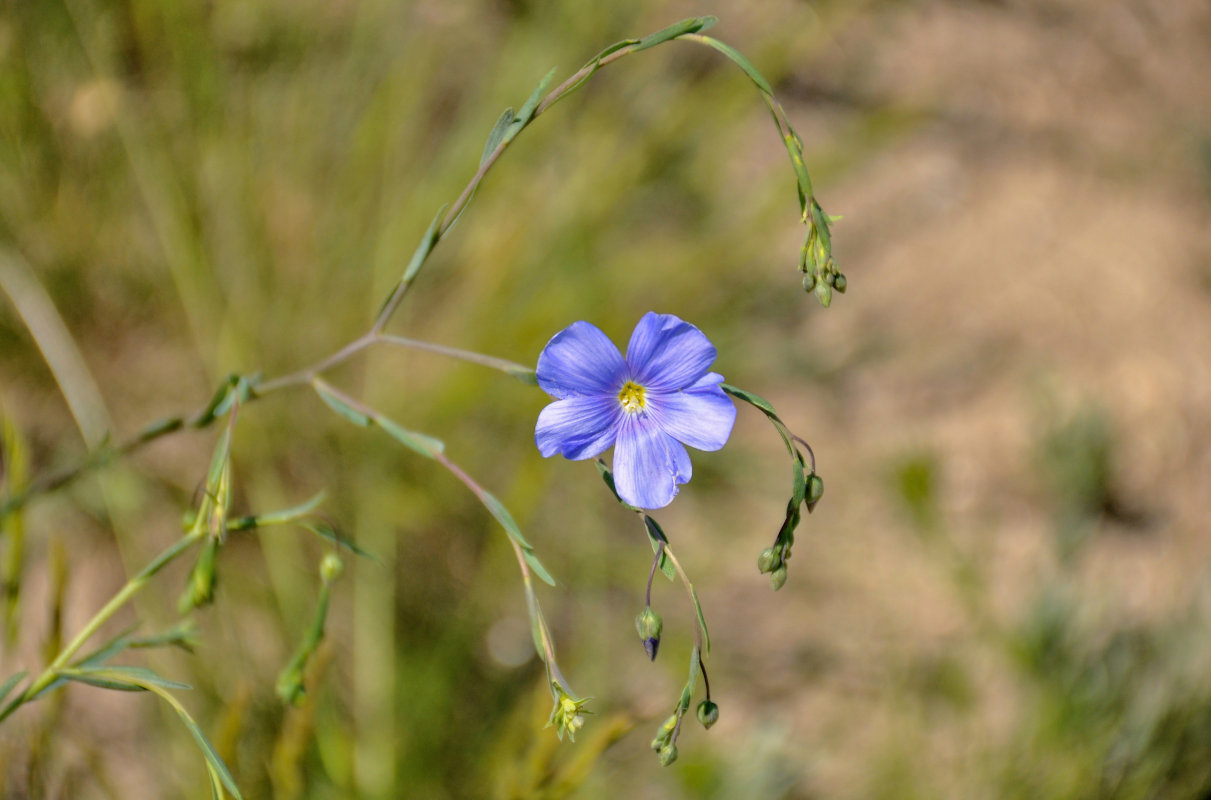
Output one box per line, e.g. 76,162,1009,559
634,16,715,52
226,492,326,532
643,516,675,581
314,383,371,427
595,460,641,511
689,585,711,653
68,666,192,691
399,204,449,287
791,461,807,509
0,671,26,705
525,585,547,662
77,625,139,666
785,137,814,207
481,491,531,549
480,491,555,586
720,383,777,417
511,67,557,131
303,522,378,562
143,682,243,800
205,425,233,492
59,670,146,692
694,35,774,95
481,108,514,165
522,549,556,587
373,416,444,460
192,375,239,428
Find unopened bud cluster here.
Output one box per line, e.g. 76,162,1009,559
799,201,845,307
650,713,680,765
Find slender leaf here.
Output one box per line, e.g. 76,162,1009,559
76,624,140,666
314,383,371,427
373,416,444,460
141,682,243,800
634,16,716,52
226,492,326,532
399,205,448,286
522,550,556,587
694,35,774,95
510,67,557,132
0,671,26,705
59,670,145,692
92,666,192,690
481,108,514,165
688,584,711,653
303,522,378,562
525,584,547,663
791,461,807,508
481,491,555,586
595,460,641,511
643,516,675,581
204,425,232,493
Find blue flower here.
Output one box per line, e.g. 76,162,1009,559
535,312,737,509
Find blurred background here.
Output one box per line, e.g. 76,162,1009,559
2,0,1211,797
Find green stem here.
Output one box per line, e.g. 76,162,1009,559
377,335,536,383
0,528,203,723
659,541,707,655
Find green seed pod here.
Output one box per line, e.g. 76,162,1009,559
805,473,824,511
770,565,788,591
757,547,780,574
320,553,344,584
696,699,720,729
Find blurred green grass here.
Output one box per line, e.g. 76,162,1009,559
4,1,1211,799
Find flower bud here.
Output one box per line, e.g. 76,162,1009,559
815,282,833,308
635,607,663,661
178,539,219,613
696,699,719,729
802,273,817,292
770,565,788,591
757,547,781,574
320,553,344,584
658,743,679,767
833,273,847,293
805,473,824,511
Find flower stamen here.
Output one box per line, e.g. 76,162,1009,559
618,381,646,413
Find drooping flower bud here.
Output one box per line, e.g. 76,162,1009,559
805,473,824,511
696,699,719,729
635,607,663,661
320,552,344,584
770,564,788,591
658,743,679,767
757,547,781,574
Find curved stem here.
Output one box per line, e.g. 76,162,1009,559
377,335,536,382
659,541,705,655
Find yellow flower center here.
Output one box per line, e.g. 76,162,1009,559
618,381,646,413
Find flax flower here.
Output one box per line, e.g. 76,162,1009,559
535,312,736,509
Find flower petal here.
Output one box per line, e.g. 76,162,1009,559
625,312,716,391
536,395,623,460
537,321,627,399
612,414,692,509
647,372,736,452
